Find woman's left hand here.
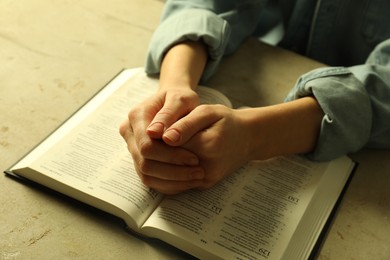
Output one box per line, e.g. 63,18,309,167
162,104,255,190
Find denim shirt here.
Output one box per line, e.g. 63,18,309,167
145,0,390,161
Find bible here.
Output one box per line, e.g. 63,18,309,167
5,68,355,260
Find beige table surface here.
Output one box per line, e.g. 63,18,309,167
1,1,389,259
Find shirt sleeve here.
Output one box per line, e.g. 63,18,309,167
145,0,266,82
285,39,390,161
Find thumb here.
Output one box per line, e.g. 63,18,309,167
162,105,221,146
146,90,199,139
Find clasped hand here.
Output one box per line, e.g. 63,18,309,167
120,88,252,194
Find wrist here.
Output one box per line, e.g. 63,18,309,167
160,41,207,91
158,82,194,93
240,97,324,160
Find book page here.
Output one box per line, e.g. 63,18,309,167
281,156,354,259
141,156,352,259
14,70,164,229
196,86,232,108
10,68,232,230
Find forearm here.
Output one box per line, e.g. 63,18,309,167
159,41,208,91
284,40,390,160
146,2,265,82
242,97,324,160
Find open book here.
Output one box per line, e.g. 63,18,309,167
6,68,355,260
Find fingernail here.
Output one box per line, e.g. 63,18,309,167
147,122,164,134
163,129,181,143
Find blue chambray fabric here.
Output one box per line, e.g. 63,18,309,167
145,0,390,161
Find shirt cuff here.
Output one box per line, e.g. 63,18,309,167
145,9,230,82
285,67,371,161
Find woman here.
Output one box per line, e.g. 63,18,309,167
120,0,390,194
